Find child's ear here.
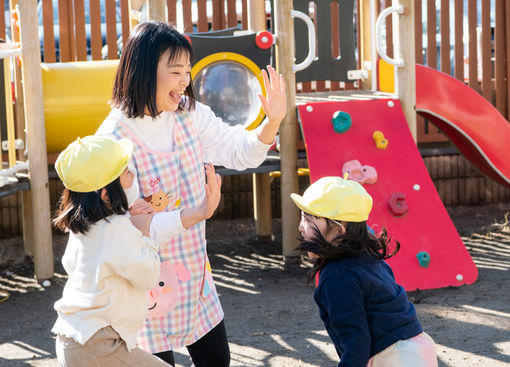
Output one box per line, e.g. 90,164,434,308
339,223,346,235
333,222,346,237
100,188,109,203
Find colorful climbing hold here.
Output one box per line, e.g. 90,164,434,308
331,111,352,134
416,251,431,268
341,160,377,185
388,192,408,216
373,130,389,150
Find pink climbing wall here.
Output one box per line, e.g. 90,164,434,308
298,98,478,291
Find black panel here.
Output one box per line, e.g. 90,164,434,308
293,0,356,82
188,31,272,70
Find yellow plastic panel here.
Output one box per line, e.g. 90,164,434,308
378,59,395,93
42,60,119,153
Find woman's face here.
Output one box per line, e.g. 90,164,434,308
154,49,191,113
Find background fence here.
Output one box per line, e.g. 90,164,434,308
25,0,509,143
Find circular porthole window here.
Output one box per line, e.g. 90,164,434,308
192,52,266,130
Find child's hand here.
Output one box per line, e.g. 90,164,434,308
129,213,155,237
129,198,154,216
258,65,286,124
201,163,221,220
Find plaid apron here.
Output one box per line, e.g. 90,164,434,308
109,110,224,352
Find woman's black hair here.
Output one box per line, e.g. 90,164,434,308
111,21,196,118
53,178,129,235
296,213,400,283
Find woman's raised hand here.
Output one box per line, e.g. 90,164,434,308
258,65,286,124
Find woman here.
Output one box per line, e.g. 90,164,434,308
96,21,286,367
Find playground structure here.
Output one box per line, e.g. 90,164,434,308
292,0,507,290
298,97,480,291
0,0,509,288
414,64,510,188
0,1,53,281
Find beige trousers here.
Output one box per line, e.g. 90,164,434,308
55,326,169,367
367,332,438,367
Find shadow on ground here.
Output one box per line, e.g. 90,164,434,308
0,203,509,366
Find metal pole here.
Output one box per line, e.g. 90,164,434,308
128,0,147,29
370,0,378,91
147,0,166,22
274,0,300,263
18,0,54,281
394,0,417,141
248,0,273,241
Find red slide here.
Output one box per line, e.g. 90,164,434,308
416,64,510,187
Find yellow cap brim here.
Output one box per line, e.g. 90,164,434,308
290,192,370,222
290,193,323,218
113,138,134,182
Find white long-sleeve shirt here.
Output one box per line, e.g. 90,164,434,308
51,215,160,351
96,101,272,169
97,101,272,241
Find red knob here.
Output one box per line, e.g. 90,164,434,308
183,34,192,46
255,30,273,49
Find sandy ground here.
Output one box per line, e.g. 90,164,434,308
0,202,509,367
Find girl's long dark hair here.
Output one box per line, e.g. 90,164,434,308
111,21,196,118
296,213,400,283
53,178,128,234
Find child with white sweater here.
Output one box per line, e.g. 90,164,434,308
51,135,220,367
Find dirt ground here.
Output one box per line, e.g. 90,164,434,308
0,202,509,367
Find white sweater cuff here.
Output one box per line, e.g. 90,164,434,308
149,210,187,245
248,129,273,154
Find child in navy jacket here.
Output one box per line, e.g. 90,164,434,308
291,176,437,367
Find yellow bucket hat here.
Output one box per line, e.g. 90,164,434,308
55,136,133,193
290,176,373,222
